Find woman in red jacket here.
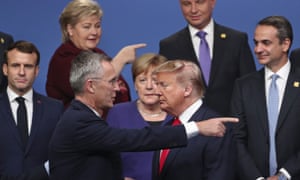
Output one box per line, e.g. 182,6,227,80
46,0,145,109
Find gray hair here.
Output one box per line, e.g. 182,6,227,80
70,51,110,94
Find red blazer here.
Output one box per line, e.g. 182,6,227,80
46,41,131,108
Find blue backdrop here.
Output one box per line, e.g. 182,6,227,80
1,0,299,99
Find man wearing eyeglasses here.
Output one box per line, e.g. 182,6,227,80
49,51,238,180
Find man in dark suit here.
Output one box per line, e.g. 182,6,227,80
49,51,238,180
0,41,64,179
231,16,300,179
159,0,256,116
0,31,14,92
151,60,236,180
290,48,300,67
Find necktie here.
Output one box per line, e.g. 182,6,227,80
267,74,279,175
197,31,211,85
159,117,181,174
16,97,28,150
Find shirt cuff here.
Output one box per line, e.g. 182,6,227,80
279,168,291,180
183,121,199,139
44,160,50,175
256,177,265,180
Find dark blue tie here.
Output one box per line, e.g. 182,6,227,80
197,31,211,85
267,74,279,175
16,96,28,150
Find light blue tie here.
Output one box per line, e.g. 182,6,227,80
267,74,279,176
197,31,211,85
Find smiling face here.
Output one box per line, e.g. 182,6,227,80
254,25,290,72
179,0,215,29
67,15,102,50
3,49,39,96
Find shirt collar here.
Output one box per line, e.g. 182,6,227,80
179,98,203,124
7,87,33,103
189,18,214,37
265,60,290,81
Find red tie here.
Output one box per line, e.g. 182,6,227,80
159,117,181,173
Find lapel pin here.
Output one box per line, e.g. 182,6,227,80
220,33,226,39
293,81,299,87
0,38,4,44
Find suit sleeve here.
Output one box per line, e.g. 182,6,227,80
230,80,264,180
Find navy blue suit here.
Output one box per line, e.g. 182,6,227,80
290,48,300,67
0,91,64,179
231,67,300,179
0,32,13,92
152,105,236,180
49,100,188,180
159,23,256,115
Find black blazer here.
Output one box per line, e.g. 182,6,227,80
231,67,300,179
0,91,64,179
152,105,236,180
49,100,188,180
290,48,300,67
159,22,256,115
0,32,13,92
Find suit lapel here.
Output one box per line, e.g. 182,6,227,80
181,27,199,64
25,92,43,153
0,93,24,148
277,67,300,131
254,70,270,138
161,106,207,175
210,23,229,86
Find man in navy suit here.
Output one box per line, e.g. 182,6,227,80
159,0,256,116
0,31,14,92
0,41,64,179
290,48,300,67
151,60,236,180
231,16,300,179
49,51,238,180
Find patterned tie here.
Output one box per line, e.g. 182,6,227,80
16,97,28,150
267,74,279,175
159,117,181,174
197,31,211,85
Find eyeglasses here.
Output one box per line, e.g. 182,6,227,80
89,77,118,87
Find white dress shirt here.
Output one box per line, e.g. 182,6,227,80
189,18,214,60
7,87,33,134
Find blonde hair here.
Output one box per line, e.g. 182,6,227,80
59,0,103,42
153,60,205,97
131,53,167,81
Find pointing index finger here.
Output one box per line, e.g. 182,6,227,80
219,117,239,123
130,43,147,49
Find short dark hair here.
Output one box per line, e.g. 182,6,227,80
4,40,40,65
258,16,293,49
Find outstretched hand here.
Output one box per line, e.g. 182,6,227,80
196,117,238,137
112,43,147,75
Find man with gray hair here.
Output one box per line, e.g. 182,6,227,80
49,51,237,180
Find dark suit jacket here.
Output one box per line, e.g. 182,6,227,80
0,91,64,180
290,48,300,67
49,100,188,180
0,32,13,92
152,105,236,180
231,67,300,179
159,23,256,115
